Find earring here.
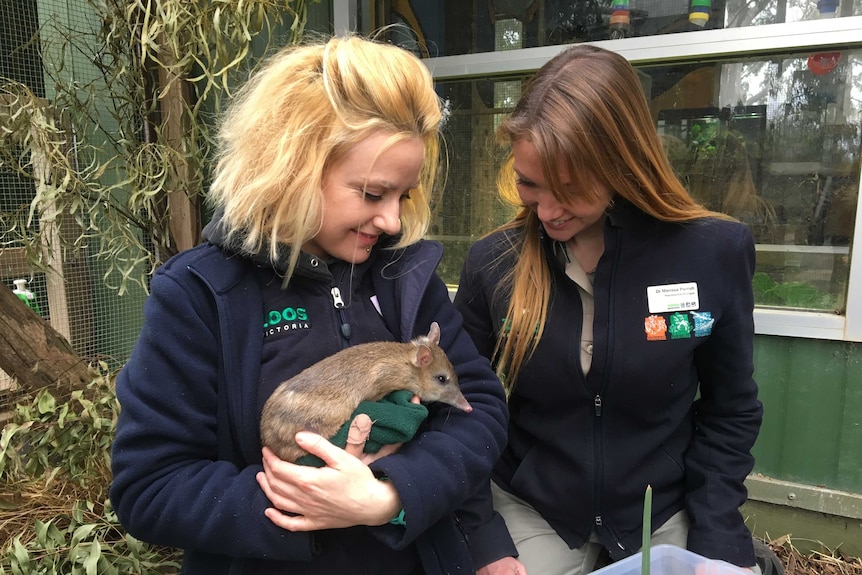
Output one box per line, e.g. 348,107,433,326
366,248,371,253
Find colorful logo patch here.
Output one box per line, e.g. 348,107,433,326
644,315,667,341
691,311,714,337
644,311,713,341
669,312,692,339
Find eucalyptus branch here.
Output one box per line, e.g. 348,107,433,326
1,0,313,294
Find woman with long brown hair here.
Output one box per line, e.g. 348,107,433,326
457,44,763,575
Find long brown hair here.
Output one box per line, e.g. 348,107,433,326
492,44,726,390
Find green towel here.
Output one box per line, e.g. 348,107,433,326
296,390,429,467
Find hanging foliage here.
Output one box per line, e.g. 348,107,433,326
0,0,314,294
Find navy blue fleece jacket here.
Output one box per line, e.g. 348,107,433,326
109,236,508,575
456,198,763,569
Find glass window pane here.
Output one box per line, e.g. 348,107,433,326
369,0,862,58
433,49,861,313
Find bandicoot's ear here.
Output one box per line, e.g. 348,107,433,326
414,344,433,368
426,322,440,345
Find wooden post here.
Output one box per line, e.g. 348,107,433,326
157,37,201,254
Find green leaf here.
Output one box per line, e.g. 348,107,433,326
35,519,50,547
97,558,119,575
11,538,30,573
72,503,85,523
47,520,66,548
83,542,101,575
37,392,56,415
57,404,70,428
0,421,32,476
70,523,98,548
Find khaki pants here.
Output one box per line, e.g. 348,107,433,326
490,481,759,575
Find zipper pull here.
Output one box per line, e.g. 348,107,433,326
331,287,345,309
594,394,602,416
330,287,351,339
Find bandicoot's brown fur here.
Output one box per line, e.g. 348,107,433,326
260,322,472,462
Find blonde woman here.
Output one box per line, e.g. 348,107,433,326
456,44,763,575
110,35,508,575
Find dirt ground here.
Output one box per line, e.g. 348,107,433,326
767,535,862,575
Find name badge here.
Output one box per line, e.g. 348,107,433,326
646,282,699,313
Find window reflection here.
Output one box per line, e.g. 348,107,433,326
372,0,861,57
432,49,861,313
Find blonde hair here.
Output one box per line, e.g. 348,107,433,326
208,34,442,280
492,44,728,390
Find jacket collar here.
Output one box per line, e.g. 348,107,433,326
201,208,399,283
604,195,646,229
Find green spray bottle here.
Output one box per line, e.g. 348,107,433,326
12,279,41,315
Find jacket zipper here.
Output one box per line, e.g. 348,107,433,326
595,225,626,554
330,286,352,344
594,393,616,548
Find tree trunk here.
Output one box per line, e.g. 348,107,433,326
0,283,91,400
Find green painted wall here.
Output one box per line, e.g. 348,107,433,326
753,336,862,493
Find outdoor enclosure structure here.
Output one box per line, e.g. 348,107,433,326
1,0,861,558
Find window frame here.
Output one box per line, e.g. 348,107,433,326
423,16,862,78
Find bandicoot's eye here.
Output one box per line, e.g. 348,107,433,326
436,374,450,385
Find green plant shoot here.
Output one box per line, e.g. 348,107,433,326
642,484,652,575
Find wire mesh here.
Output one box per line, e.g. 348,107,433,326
0,1,147,399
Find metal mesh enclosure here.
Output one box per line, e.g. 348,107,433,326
1,1,149,398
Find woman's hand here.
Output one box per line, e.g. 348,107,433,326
477,556,528,575
256,427,401,531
